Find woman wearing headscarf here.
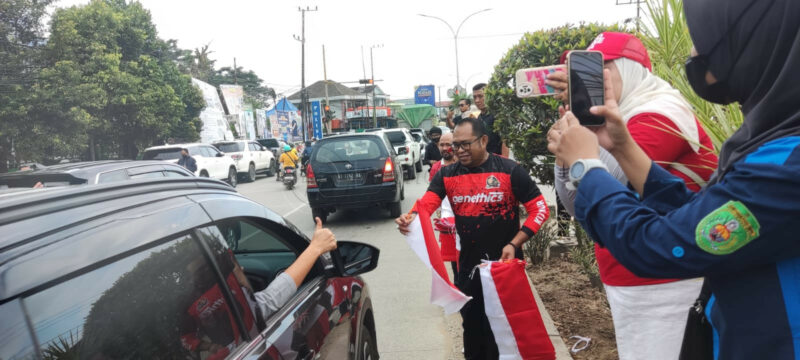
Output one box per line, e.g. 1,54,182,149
547,32,719,360
551,0,800,358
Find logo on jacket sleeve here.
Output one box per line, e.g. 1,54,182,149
486,175,500,189
696,201,760,255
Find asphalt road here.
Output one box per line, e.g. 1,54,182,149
236,170,455,359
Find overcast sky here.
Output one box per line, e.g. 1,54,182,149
54,0,637,101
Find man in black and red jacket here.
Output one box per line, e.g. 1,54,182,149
396,117,550,360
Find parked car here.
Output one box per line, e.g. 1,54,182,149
0,177,380,360
257,138,286,159
307,133,404,223
213,140,277,182
142,143,238,186
0,160,194,188
381,128,422,180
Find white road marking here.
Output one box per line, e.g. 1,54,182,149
283,203,306,218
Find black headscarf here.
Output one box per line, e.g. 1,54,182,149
685,0,800,181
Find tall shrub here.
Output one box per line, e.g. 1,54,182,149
640,0,743,151
486,23,623,185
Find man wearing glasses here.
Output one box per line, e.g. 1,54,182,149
446,98,472,129
396,117,550,359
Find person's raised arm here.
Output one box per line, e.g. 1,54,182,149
284,217,337,286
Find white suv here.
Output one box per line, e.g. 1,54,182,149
142,143,239,186
382,128,422,180
213,140,276,182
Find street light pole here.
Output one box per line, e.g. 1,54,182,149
294,6,317,142
418,8,491,89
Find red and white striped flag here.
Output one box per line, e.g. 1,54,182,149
480,259,556,360
404,209,471,315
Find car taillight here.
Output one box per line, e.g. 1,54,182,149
231,154,243,161
307,164,317,188
383,158,395,182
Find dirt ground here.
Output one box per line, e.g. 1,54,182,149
528,255,618,360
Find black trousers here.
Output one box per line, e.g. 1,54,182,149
457,269,499,360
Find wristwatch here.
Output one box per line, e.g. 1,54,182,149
567,159,608,190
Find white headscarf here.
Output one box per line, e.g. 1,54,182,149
615,57,701,153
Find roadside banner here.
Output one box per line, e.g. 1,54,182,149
311,101,323,140
404,208,471,315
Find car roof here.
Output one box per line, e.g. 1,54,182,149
0,178,293,300
143,143,209,150
317,133,385,142
0,160,192,184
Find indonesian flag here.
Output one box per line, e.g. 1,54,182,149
404,208,471,315
480,259,556,360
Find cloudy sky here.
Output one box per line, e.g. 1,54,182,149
54,0,638,101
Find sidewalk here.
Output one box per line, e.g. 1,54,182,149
528,275,574,360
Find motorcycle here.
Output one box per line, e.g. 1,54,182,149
283,167,297,190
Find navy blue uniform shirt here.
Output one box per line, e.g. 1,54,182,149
575,136,800,360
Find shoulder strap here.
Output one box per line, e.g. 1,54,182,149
671,163,707,188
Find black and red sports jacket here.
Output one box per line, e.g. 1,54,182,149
413,154,549,277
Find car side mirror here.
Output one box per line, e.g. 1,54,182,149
216,152,224,157
331,241,379,277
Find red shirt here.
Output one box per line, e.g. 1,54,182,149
596,112,718,286
429,161,443,182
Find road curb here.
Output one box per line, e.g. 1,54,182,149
528,274,574,360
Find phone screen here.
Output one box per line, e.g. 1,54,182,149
568,51,605,126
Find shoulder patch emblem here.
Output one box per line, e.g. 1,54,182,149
696,201,760,255
486,175,501,189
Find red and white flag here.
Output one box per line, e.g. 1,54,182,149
480,259,556,360
404,209,471,315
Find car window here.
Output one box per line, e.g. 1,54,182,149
21,235,247,359
142,148,182,161
384,131,407,144
97,169,129,183
188,146,205,157
260,139,278,148
249,143,260,152
215,219,295,253
130,171,166,179
205,146,221,157
313,138,384,163
0,299,36,359
216,142,244,153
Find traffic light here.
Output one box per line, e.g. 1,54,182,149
358,79,373,85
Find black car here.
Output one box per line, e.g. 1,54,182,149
257,138,286,159
306,133,404,223
0,178,380,360
0,160,194,188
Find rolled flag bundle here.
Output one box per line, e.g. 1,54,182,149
480,259,556,360
404,208,471,315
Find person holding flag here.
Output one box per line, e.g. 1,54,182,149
428,132,459,275
396,117,550,360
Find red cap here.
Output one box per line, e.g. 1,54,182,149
560,32,652,71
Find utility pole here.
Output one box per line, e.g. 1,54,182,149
323,44,330,134
369,44,382,128
616,0,642,32
361,46,369,129
233,57,238,85
294,6,318,142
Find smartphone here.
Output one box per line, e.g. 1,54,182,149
515,65,566,98
567,50,605,126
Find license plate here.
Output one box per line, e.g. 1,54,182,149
334,172,365,186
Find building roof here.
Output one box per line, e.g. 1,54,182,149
350,85,387,97
287,80,361,101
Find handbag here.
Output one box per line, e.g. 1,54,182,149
678,280,714,360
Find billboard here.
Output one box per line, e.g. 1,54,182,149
311,101,323,140
191,78,231,143
414,85,436,106
220,84,244,115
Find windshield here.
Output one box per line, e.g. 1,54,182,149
384,131,406,144
142,149,182,161
215,142,244,153
313,138,384,163
258,139,279,148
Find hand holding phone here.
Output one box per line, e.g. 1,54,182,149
567,50,605,126
515,65,566,98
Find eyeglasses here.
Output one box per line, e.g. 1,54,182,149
452,138,480,150
458,103,469,107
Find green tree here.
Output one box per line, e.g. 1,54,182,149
0,0,57,171
34,0,204,160
487,23,623,185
